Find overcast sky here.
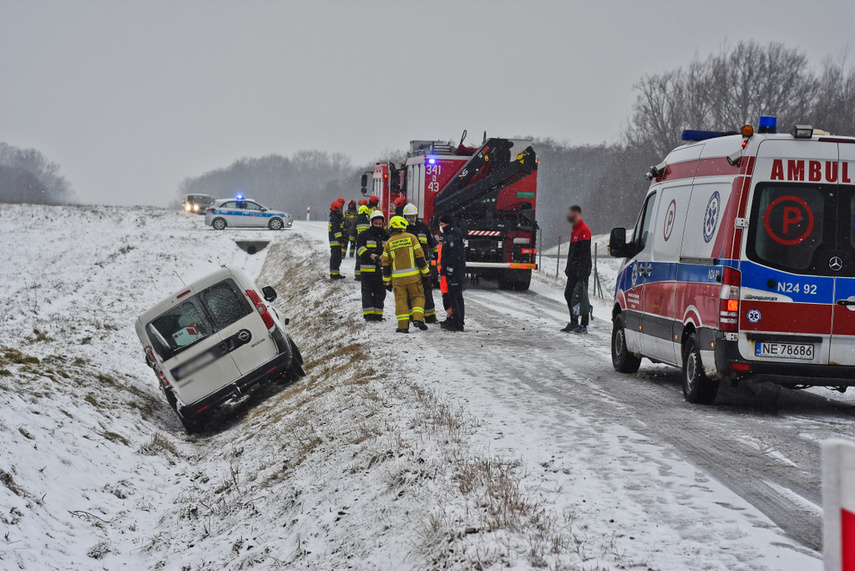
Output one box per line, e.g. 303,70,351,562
1,0,853,206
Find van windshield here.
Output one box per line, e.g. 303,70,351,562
747,183,855,276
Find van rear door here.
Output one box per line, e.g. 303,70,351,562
198,278,279,376
830,143,855,365
740,140,839,364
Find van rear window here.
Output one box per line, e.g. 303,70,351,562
148,300,211,358
202,279,253,329
748,184,827,273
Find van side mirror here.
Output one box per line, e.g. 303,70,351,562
609,227,630,258
261,286,277,302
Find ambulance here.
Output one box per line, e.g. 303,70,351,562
608,117,855,403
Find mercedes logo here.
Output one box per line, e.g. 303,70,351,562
237,329,251,343
829,256,844,272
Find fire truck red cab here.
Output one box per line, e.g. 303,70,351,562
610,116,855,403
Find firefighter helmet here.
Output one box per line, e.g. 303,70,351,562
402,203,418,217
336,197,346,205
348,200,357,209
389,216,408,230
393,197,406,207
368,194,380,205
358,199,368,206
358,204,370,215
370,210,385,222
330,201,342,212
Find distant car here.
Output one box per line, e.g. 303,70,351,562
182,194,215,214
205,196,293,230
135,266,305,432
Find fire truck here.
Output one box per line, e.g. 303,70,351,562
361,132,538,290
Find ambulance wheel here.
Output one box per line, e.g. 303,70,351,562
682,333,719,404
611,315,641,374
268,218,284,230
212,218,227,231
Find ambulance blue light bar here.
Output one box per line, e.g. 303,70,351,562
758,116,777,134
681,130,733,142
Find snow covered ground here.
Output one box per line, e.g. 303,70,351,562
0,204,842,569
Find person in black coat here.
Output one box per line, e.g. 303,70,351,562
356,211,389,320
562,205,592,333
438,214,466,332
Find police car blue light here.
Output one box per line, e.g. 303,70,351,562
205,197,293,231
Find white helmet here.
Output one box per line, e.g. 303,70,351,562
402,203,418,217
370,209,385,221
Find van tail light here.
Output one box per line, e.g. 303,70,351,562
246,290,275,330
719,267,741,332
157,369,170,387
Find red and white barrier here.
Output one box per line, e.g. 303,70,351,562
823,439,855,570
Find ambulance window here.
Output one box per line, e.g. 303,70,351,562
633,192,656,253
148,300,211,358
748,184,826,273
201,279,253,330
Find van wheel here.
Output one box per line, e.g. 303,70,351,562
212,218,227,230
682,333,719,404
288,336,306,378
268,218,284,230
612,315,641,373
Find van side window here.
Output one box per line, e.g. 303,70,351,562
747,184,827,273
201,279,253,330
633,192,657,253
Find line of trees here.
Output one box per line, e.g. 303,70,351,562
0,143,73,205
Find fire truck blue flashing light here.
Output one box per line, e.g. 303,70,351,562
758,116,777,134
428,158,436,165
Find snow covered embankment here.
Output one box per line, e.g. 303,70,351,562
0,205,605,569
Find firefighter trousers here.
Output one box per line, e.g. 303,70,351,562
346,236,356,257
360,271,385,319
394,281,424,330
423,278,436,319
330,246,342,277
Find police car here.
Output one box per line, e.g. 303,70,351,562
609,116,855,403
205,195,293,230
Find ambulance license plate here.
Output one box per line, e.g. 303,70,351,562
755,342,814,360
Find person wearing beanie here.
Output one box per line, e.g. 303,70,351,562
437,214,466,331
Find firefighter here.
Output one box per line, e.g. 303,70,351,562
343,200,358,258
562,205,592,334
393,197,406,217
368,194,380,210
357,210,389,321
438,214,465,332
354,204,371,280
381,216,430,333
403,203,438,323
328,201,346,280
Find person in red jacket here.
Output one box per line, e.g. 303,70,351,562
562,205,592,333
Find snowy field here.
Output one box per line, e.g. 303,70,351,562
0,204,841,569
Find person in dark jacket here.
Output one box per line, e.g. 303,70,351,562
404,204,439,323
328,202,346,280
353,204,371,280
343,200,358,258
562,205,592,333
438,214,466,332
357,210,389,320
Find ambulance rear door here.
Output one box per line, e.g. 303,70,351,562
740,139,838,365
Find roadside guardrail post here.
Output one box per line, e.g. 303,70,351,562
823,438,855,570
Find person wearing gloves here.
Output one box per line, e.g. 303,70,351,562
403,203,439,323
357,210,389,321
437,214,466,332
381,216,430,333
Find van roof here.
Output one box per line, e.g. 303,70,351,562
136,266,251,325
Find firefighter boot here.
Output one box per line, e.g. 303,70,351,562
414,320,428,331
396,328,409,334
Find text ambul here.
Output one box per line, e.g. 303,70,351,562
770,159,853,183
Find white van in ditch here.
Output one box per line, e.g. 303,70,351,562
609,117,855,403
136,267,304,432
